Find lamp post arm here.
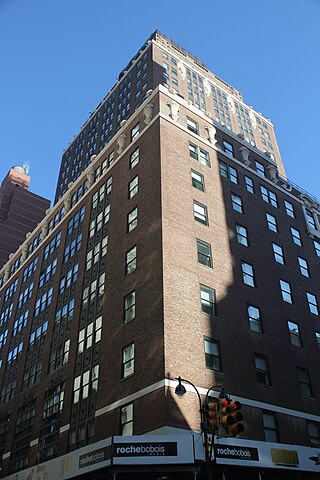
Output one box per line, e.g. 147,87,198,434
205,384,224,404
175,376,202,409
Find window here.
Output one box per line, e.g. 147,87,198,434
122,343,134,378
63,233,82,263
120,404,133,435
291,227,302,246
231,193,243,213
284,200,295,218
219,160,238,183
78,316,102,353
67,207,85,235
280,280,292,303
126,246,137,275
306,292,319,315
245,176,254,194
127,207,138,232
236,225,248,246
308,421,320,447
223,140,233,157
315,331,320,347
187,117,199,134
255,161,266,177
189,142,210,167
18,283,34,307
131,123,139,141
0,329,8,348
260,186,278,207
263,412,278,442
242,262,255,287
272,243,285,264
124,291,135,323
130,148,139,169
266,213,278,233
305,209,316,229
297,367,312,397
200,285,215,316
298,257,310,277
22,257,38,283
34,287,53,316
248,305,262,333
197,240,212,267
59,263,79,294
128,176,139,198
255,355,271,385
73,365,99,403
194,202,208,225
39,259,58,287
314,239,320,257
204,338,221,371
191,170,204,191
288,321,302,347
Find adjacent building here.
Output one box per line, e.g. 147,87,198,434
0,32,319,480
0,166,50,270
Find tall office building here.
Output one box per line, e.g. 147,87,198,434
0,31,319,480
0,166,50,269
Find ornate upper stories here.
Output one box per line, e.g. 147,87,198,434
56,32,283,204
3,86,320,292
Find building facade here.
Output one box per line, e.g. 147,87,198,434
0,166,50,270
0,33,319,480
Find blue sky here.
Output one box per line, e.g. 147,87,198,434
0,0,319,204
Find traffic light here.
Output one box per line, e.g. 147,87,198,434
219,398,234,431
226,400,244,436
207,401,219,428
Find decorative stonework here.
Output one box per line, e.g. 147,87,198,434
87,166,95,187
205,125,218,146
144,103,154,125
21,244,28,262
117,133,127,154
167,101,179,122
239,146,251,166
64,193,71,212
267,164,278,184
299,194,320,212
42,220,49,238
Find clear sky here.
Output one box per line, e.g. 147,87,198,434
0,0,319,205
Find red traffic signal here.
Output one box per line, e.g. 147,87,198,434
227,400,244,435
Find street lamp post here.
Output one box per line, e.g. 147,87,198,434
175,376,226,480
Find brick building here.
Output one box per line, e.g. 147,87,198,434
0,32,319,480
0,166,50,270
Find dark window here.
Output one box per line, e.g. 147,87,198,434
197,240,212,267
288,321,302,347
280,280,292,303
194,201,208,225
223,140,233,157
297,367,312,397
248,305,262,333
204,338,221,371
263,412,278,442
255,355,271,385
266,213,278,232
242,262,255,287
272,243,285,264
231,193,243,213
200,285,215,316
191,170,205,191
